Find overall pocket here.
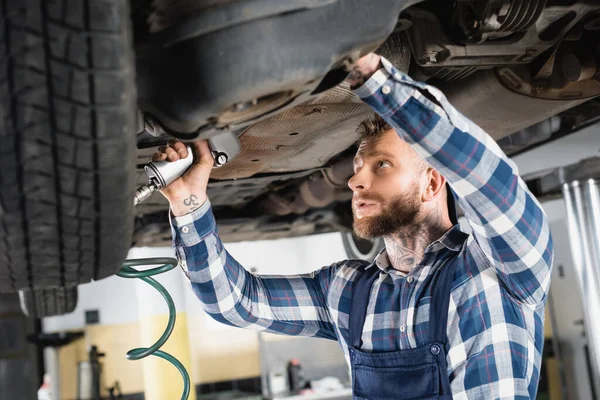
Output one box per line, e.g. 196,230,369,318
352,362,439,399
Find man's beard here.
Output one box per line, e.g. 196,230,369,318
353,188,421,239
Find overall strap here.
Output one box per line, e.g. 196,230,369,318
348,265,380,348
428,259,456,344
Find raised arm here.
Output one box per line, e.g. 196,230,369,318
349,54,553,305
157,140,338,339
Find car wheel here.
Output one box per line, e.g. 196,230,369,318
341,231,384,262
0,0,136,292
19,287,78,318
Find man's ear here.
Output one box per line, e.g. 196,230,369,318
422,168,446,203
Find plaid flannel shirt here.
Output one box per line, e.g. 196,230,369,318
171,57,553,399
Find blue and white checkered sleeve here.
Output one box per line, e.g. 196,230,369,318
353,57,554,305
170,201,338,339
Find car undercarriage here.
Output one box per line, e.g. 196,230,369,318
132,0,600,246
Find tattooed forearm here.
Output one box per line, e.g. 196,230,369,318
182,194,201,212
170,192,207,217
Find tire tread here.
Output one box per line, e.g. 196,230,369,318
0,0,135,292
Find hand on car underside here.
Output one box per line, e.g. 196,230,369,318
345,52,382,89
152,139,213,217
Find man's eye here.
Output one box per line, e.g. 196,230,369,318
378,161,391,168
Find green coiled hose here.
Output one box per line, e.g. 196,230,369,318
117,257,190,400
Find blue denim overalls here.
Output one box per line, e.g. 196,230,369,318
348,262,454,399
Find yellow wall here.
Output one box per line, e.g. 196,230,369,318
57,314,196,400
56,311,264,399
58,336,87,399
186,314,261,384
58,322,144,399
544,300,563,400
139,313,196,400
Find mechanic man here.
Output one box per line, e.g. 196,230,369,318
155,53,553,399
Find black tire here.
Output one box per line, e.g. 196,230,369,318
0,0,136,292
341,231,384,262
19,286,78,318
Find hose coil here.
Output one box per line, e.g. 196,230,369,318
117,257,190,400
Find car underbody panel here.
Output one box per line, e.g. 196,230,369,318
132,0,600,245
135,0,415,136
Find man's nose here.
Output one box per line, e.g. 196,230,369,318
348,170,371,192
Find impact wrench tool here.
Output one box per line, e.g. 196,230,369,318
134,131,242,205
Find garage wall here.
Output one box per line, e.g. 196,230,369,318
511,121,600,176
42,273,157,397
43,232,347,399
43,271,140,333
185,231,347,385
42,249,148,398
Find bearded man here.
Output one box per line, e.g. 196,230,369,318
157,53,553,399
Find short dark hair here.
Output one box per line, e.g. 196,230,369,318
356,114,429,174
356,113,391,144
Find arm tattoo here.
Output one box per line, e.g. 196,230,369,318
182,194,201,212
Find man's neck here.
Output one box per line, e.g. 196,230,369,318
384,209,452,273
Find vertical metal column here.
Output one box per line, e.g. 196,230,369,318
563,178,600,397
45,347,61,400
